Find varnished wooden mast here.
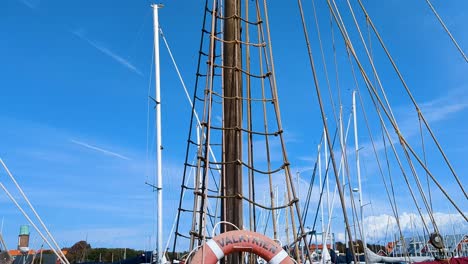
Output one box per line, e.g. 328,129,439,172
222,0,243,262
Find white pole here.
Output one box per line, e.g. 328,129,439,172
353,91,366,261
323,115,352,251
318,144,326,262
152,4,163,264
324,128,331,239
338,107,347,249
339,107,346,193
319,145,324,232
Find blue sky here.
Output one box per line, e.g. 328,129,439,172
0,0,467,252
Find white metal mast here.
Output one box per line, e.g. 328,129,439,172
319,144,324,244
152,4,163,264
324,128,331,244
352,91,366,262
339,107,347,248
318,143,328,263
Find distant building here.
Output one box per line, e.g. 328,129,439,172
309,244,333,251
8,250,68,264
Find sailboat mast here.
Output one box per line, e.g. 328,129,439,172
353,91,367,261
318,144,327,259
222,0,243,229
222,0,242,262
152,4,163,264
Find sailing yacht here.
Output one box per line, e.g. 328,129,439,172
0,1,466,264
166,0,467,263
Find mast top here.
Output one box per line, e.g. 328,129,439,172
151,3,164,9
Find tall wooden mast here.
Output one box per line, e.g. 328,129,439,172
172,1,312,262
222,0,243,262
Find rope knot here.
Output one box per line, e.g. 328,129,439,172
288,198,299,206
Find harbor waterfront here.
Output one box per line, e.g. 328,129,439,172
1,0,467,263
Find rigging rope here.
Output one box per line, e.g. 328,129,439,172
159,27,222,177
159,27,222,211
424,0,468,63
360,16,405,247
299,129,337,244
340,0,397,124
244,0,257,236
331,1,441,258
0,159,70,264
356,86,407,254
297,0,358,261
356,0,467,200
190,0,219,249
261,0,311,260
320,119,359,259
171,0,211,254
341,4,438,233
361,66,445,235
145,45,155,184
254,0,278,242
305,130,340,238
0,183,67,264
418,113,433,212
300,131,327,227
311,0,339,125
343,16,402,249
343,0,436,247
328,0,467,221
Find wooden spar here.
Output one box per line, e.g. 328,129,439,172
222,0,243,263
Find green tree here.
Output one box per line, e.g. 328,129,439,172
65,241,91,263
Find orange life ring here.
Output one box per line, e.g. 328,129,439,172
190,230,293,264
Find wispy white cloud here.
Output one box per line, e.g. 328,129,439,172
419,90,468,123
401,89,468,131
72,30,143,76
0,118,172,249
70,139,131,161
360,89,468,157
17,0,40,9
